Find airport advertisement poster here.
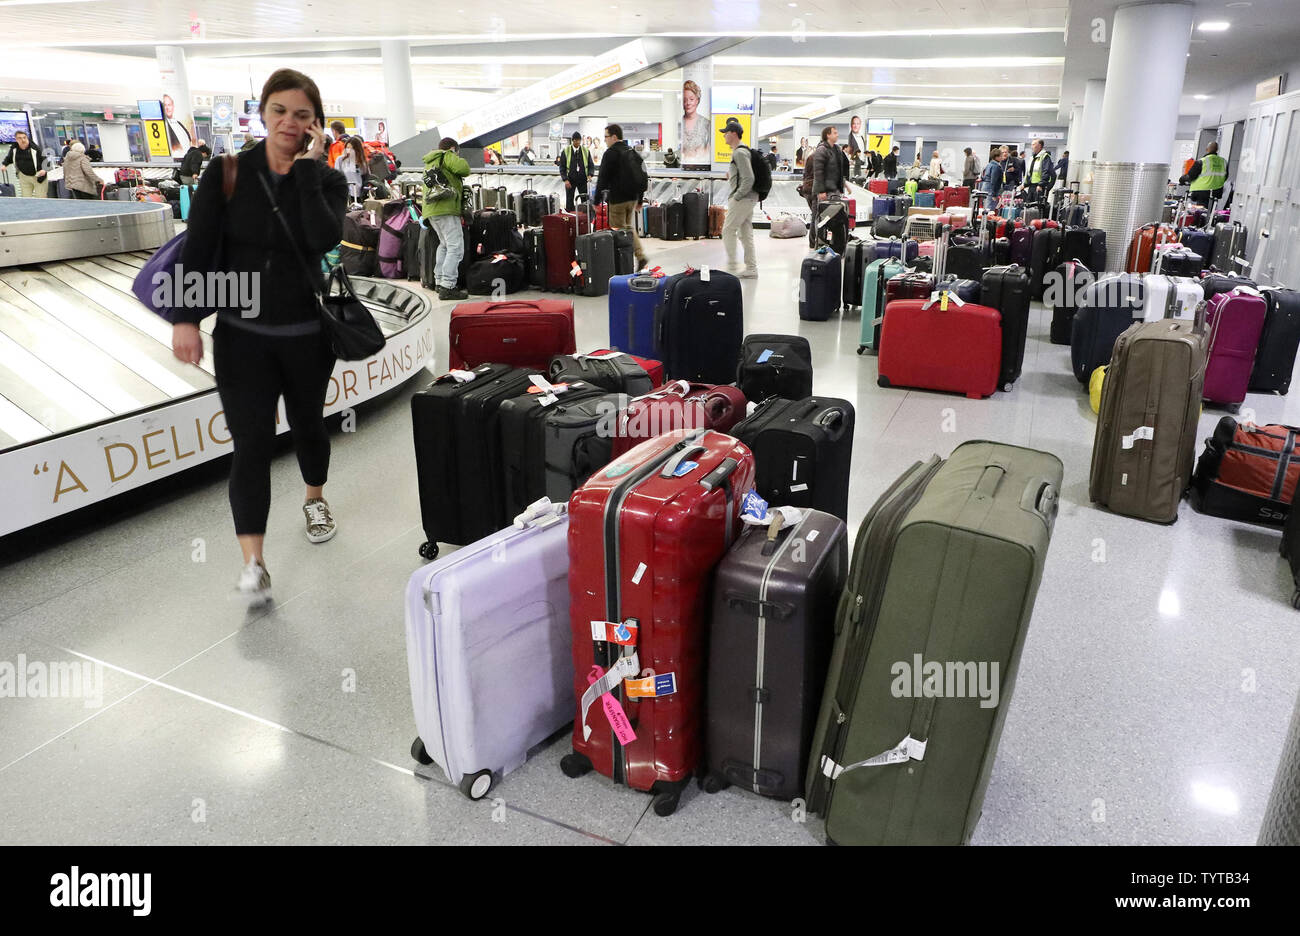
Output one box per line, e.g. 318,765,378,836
0,320,437,537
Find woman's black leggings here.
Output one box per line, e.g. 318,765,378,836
214,321,336,536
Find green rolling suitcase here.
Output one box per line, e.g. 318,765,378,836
806,440,1063,845
858,257,906,354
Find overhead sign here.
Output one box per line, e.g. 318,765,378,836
712,86,758,164
1256,76,1285,101
144,120,170,157
757,95,841,138
0,321,436,538
445,38,649,144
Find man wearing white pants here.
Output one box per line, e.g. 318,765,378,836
720,118,758,279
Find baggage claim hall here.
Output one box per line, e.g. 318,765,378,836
2,0,1300,852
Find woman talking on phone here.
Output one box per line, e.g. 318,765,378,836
175,68,349,605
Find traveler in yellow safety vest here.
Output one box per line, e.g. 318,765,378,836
1180,141,1228,207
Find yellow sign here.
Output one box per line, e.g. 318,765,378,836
144,119,170,157
869,134,892,157
712,114,753,164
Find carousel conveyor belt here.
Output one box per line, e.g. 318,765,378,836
0,252,426,452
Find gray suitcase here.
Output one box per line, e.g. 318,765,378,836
806,441,1063,845
704,509,848,800
1211,221,1248,274
577,229,616,297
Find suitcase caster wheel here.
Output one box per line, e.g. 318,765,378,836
857,346,866,355
652,791,681,817
699,774,729,794
459,770,494,801
418,541,439,560
410,736,433,766
1292,589,1300,611
560,752,593,778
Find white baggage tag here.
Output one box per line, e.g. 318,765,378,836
631,562,647,585
447,369,477,383
701,265,711,282
1121,426,1155,449
820,734,928,780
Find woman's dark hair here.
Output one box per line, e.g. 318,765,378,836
259,68,326,128
347,136,366,167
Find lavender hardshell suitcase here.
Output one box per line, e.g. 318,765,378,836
405,498,575,799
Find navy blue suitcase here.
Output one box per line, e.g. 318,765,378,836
872,196,897,217
800,247,842,321
608,273,666,359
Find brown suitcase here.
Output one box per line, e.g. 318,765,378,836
1089,315,1208,523
708,203,727,238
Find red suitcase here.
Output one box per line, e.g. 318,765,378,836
1203,288,1268,406
447,299,577,370
562,428,756,815
877,297,1002,399
1030,218,1060,231
844,197,857,230
885,271,936,303
868,179,888,196
542,212,590,291
594,202,611,231
609,381,746,457
941,186,970,209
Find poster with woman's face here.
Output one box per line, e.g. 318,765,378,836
680,78,712,167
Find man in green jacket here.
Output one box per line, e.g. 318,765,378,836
421,137,471,300
1180,141,1228,207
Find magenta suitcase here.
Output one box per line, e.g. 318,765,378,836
1204,288,1268,407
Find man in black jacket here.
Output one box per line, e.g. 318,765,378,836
179,142,210,186
809,125,849,247
883,145,899,179
2,130,49,197
556,131,595,211
595,124,648,270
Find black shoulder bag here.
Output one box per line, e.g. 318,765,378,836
258,170,385,361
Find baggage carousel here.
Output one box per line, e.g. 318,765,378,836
0,198,436,537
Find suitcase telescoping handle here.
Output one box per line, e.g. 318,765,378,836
698,457,739,491
723,591,795,619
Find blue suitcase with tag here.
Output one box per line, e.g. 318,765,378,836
872,196,897,218
608,272,666,358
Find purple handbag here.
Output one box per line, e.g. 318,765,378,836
131,155,237,322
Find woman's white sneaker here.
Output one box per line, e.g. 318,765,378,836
304,497,337,543
237,560,272,606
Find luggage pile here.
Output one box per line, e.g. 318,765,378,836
405,271,1064,839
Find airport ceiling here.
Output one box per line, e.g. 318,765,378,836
3,0,1293,127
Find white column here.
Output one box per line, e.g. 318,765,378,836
1065,104,1083,164
381,40,416,144
661,91,679,154
1072,79,1106,182
1096,2,1195,164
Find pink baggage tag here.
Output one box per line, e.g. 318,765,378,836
587,665,636,746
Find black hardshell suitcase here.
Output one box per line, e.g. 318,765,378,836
664,201,685,240
647,204,667,239
800,247,843,321
732,396,856,522
468,207,519,258
703,509,848,800
1250,288,1300,394
655,268,744,383
548,351,654,397
946,243,986,282
402,221,422,281
980,264,1032,391
843,240,874,310
737,334,814,403
497,382,610,521
1062,227,1107,273
1071,273,1144,384
411,364,536,557
576,229,616,297
1048,260,1093,345
683,191,708,238
524,226,547,289
1029,226,1062,299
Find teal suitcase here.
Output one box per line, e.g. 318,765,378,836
858,257,905,354
806,440,1063,845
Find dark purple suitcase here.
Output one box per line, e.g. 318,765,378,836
1010,227,1034,267
703,510,848,800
